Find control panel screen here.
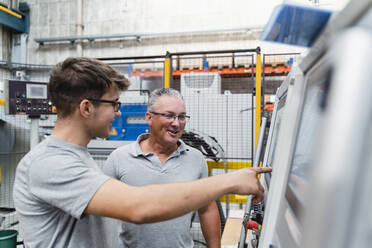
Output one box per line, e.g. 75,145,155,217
5,80,56,115
27,84,47,99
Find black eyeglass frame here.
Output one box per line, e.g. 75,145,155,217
87,98,121,112
150,111,190,122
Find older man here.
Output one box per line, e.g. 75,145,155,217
104,88,221,248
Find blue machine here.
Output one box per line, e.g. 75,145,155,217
109,104,149,141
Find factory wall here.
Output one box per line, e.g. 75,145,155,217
1,0,353,66
20,0,307,65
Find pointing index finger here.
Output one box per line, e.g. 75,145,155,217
253,167,272,174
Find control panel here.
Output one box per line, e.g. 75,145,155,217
4,79,56,115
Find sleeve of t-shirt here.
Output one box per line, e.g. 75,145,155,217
28,152,110,219
102,150,120,179
199,153,209,179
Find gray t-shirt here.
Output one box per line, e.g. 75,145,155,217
13,136,111,248
103,134,208,248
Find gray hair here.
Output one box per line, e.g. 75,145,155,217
148,88,184,111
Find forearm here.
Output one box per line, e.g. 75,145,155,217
86,174,232,224
199,202,221,248
132,173,233,223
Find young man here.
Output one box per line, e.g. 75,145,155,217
13,57,271,248
103,88,221,248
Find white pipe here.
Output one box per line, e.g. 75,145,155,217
35,25,263,44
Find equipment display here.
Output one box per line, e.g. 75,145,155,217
4,80,56,115
286,75,327,216
259,54,329,248
258,65,305,248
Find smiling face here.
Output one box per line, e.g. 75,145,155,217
146,95,186,149
90,87,121,139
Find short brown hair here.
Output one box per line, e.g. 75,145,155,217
48,57,130,117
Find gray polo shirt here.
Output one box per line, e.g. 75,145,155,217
13,136,112,248
103,134,208,248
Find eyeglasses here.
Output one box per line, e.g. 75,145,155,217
150,111,190,123
87,98,121,112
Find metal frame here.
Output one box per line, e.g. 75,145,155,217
165,48,262,150
238,117,267,248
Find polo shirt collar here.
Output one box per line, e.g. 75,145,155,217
131,133,187,157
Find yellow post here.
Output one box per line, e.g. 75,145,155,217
163,52,171,88
255,53,262,150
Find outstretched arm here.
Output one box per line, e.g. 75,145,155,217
85,167,271,224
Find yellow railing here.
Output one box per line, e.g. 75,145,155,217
207,160,252,204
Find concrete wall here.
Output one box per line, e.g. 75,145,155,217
0,0,351,65
23,0,308,65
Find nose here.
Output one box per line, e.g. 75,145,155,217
115,110,121,117
170,117,181,126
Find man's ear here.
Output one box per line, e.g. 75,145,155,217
79,99,94,118
145,111,152,126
